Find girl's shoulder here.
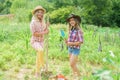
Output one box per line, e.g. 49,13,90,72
30,20,40,26
30,20,36,25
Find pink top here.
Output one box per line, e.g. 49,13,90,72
30,17,46,44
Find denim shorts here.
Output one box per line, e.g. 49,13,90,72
68,47,80,55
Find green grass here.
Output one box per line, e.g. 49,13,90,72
0,22,120,80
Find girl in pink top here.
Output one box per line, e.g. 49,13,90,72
30,6,49,77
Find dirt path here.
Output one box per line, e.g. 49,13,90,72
1,60,101,80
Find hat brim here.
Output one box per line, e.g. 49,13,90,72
32,7,46,15
67,15,81,23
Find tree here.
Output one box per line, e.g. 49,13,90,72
0,0,12,14
80,0,112,26
49,6,74,23
109,0,120,27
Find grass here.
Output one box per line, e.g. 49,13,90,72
0,21,120,80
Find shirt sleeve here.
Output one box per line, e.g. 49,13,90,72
30,21,36,35
78,30,83,43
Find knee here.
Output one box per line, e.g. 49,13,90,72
70,62,75,68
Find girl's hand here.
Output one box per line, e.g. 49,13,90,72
65,41,72,46
68,42,81,46
33,32,42,37
44,29,49,34
65,39,68,44
67,42,73,46
38,29,49,35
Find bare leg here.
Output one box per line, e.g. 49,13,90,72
69,54,72,59
70,54,80,76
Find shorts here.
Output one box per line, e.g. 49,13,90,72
68,47,80,55
32,41,44,51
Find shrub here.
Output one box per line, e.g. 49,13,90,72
49,6,74,23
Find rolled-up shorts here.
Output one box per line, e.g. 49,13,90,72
68,47,80,55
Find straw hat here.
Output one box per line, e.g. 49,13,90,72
67,14,81,23
32,6,46,15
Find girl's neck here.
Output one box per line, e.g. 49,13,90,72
71,26,77,30
38,18,42,22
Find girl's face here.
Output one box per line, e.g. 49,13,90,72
69,18,76,27
36,10,44,20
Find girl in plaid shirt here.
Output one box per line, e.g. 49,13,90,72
65,14,83,77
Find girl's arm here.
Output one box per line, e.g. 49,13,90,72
66,30,83,46
31,22,49,37
67,41,82,46
41,29,49,34
33,29,49,37
67,30,84,46
33,32,41,37
40,22,49,35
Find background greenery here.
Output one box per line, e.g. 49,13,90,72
0,0,120,27
0,22,120,80
0,0,120,80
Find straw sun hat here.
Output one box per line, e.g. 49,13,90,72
32,6,46,15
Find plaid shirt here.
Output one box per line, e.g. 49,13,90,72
68,29,83,49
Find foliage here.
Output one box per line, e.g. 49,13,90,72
0,22,120,79
109,0,120,27
0,0,120,25
0,0,12,14
79,0,113,26
49,6,74,23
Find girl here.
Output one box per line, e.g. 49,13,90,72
30,6,49,77
65,14,83,77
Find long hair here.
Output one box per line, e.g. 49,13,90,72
31,10,46,29
33,10,45,22
68,18,83,35
68,18,80,31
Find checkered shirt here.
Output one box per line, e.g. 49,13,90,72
67,29,83,49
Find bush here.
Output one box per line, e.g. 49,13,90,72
49,6,74,23
0,0,12,14
109,0,120,27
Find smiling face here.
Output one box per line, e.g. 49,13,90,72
35,9,44,20
69,18,76,27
